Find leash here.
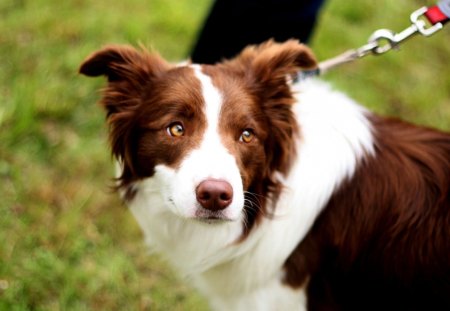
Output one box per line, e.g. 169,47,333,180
296,0,450,81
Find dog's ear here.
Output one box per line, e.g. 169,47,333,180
234,39,317,83
227,40,318,180
79,45,171,183
79,45,170,82
79,45,171,117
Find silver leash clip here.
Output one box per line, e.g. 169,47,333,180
357,7,444,57
305,5,447,79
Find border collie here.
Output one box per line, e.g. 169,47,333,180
79,40,450,310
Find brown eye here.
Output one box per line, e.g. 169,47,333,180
240,129,254,143
167,122,184,137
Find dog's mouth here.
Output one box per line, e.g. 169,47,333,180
168,197,239,223
194,208,234,224
196,217,231,224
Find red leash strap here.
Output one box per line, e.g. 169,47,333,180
425,5,450,24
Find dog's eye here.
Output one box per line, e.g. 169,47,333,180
167,122,185,137
239,129,255,143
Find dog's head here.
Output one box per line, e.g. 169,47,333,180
79,40,317,232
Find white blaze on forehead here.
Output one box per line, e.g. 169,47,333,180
187,64,241,181
191,65,222,134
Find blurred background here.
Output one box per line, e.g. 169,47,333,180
1,0,449,310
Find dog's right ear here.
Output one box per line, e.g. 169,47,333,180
79,46,171,179
79,45,170,82
79,45,172,118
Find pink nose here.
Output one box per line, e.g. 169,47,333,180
196,179,233,211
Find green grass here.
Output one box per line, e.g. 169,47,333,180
1,0,449,310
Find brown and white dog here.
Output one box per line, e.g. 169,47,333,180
80,40,450,310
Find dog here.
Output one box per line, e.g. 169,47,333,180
79,40,450,310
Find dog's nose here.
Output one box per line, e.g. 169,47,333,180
196,179,233,211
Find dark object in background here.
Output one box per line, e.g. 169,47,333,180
190,0,326,64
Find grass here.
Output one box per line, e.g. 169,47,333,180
0,0,449,310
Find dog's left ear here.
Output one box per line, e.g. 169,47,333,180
227,40,318,179
235,39,317,82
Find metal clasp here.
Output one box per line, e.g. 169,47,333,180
314,5,447,77
411,6,444,36
356,6,444,57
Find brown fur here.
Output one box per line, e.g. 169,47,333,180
284,116,450,310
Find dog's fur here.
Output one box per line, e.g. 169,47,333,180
80,40,450,310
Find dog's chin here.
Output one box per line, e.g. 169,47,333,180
192,208,237,224
195,217,232,225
